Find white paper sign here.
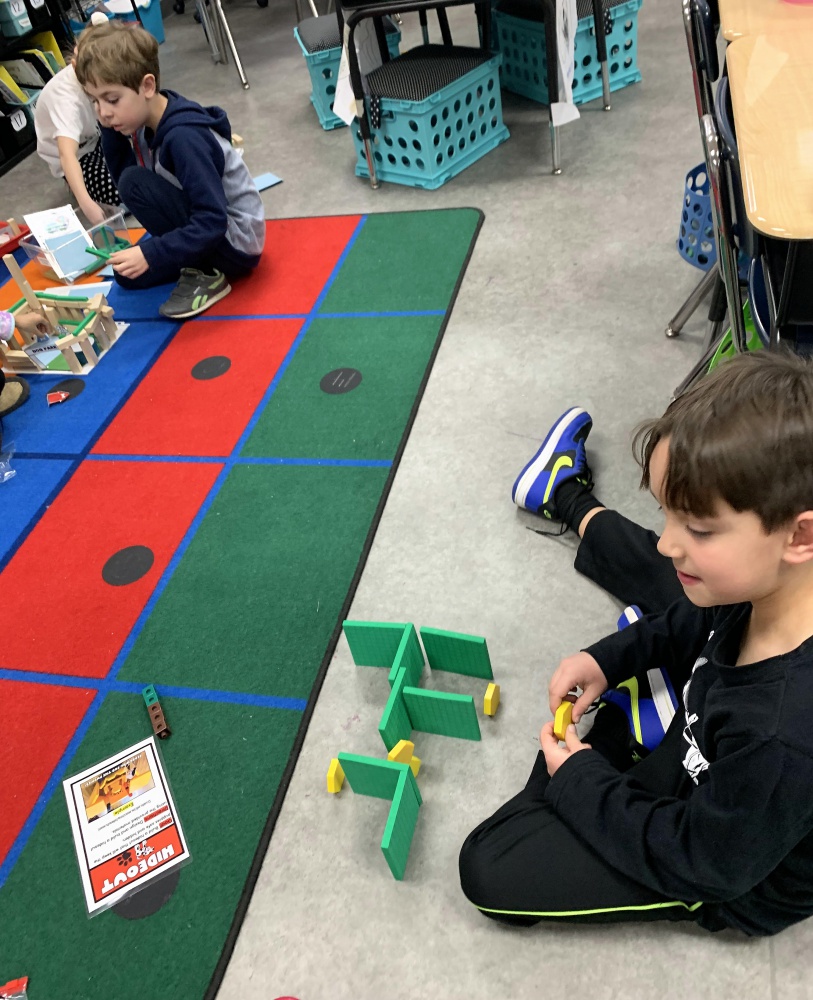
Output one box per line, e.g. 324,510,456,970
63,737,191,915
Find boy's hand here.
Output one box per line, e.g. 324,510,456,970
14,309,50,338
540,721,590,777
110,246,148,279
548,651,608,723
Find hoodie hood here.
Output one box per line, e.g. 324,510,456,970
151,90,231,147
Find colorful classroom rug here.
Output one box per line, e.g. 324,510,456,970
0,207,483,999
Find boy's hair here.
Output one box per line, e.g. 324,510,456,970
74,21,160,93
634,351,813,531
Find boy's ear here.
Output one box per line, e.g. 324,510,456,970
784,512,813,565
140,73,157,98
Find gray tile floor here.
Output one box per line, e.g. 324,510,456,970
5,2,810,996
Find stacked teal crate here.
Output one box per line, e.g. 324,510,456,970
495,0,643,107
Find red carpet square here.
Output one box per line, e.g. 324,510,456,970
0,460,222,677
0,680,96,867
206,215,362,317
93,319,302,457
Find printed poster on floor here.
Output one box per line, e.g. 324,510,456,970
63,735,190,916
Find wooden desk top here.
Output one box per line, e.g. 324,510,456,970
719,0,813,42
726,33,813,239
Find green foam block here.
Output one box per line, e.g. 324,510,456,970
381,767,421,880
402,687,481,741
387,623,424,688
337,753,409,799
419,627,493,679
343,620,410,667
378,666,412,751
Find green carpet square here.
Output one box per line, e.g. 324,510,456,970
402,687,481,741
320,208,482,314
419,627,494,679
118,464,388,698
240,315,443,461
0,693,302,1000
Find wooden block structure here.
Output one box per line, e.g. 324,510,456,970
0,253,119,375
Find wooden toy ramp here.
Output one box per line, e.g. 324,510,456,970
0,208,483,999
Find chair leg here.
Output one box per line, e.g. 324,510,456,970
419,8,429,44
672,327,728,398
212,0,250,89
701,272,727,352
541,0,560,174
664,266,717,338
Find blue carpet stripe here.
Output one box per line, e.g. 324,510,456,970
0,668,307,710
0,214,370,889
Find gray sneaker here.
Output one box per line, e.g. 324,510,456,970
159,268,232,319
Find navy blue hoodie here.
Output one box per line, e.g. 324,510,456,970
100,90,265,275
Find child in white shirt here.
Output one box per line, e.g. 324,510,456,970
34,55,121,226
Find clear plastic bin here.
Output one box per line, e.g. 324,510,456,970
19,211,132,283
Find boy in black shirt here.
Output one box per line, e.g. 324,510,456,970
461,351,813,936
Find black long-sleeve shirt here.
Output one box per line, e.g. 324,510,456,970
545,600,813,936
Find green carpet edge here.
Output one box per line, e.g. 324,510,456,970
203,206,485,1000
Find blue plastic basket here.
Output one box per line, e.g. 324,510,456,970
295,26,402,131
351,53,510,189
677,162,717,272
494,0,642,106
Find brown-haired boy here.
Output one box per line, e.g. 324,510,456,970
74,22,265,319
462,351,813,937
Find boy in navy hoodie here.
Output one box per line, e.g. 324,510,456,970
74,21,265,319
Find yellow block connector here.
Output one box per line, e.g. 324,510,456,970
388,740,421,778
483,682,501,717
553,700,575,742
327,758,345,794
388,739,415,764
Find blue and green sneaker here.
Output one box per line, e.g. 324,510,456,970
511,407,593,518
159,268,232,320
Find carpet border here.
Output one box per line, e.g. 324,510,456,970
204,206,486,999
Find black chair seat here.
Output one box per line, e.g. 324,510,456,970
297,12,342,52
366,44,489,101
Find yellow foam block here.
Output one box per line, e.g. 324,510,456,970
327,758,345,793
553,701,574,742
388,739,415,764
409,755,421,778
483,682,501,716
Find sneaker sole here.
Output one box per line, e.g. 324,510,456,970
160,282,232,320
512,407,589,511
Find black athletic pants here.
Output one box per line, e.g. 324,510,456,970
114,167,256,290
459,510,725,931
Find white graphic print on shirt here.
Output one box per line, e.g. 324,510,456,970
681,632,714,784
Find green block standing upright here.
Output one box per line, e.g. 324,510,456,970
402,687,481,741
381,767,422,880
343,620,410,667
387,623,424,687
378,666,413,751
337,753,409,799
419,627,493,679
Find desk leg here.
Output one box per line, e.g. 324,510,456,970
591,0,611,110
212,0,250,90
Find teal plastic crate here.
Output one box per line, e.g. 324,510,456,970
495,0,642,107
352,53,510,190
295,23,401,131
0,0,31,37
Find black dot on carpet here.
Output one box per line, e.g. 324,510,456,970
52,378,85,400
320,368,362,394
113,868,181,920
102,545,155,586
191,356,231,380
